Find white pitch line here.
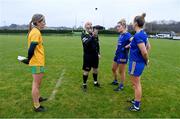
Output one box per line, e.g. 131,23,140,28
48,69,66,101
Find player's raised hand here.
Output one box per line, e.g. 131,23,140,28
92,29,98,37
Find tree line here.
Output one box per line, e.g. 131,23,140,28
0,20,180,35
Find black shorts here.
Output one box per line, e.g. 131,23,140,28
83,53,99,71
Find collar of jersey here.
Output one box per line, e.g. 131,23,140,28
85,31,90,35
34,27,40,31
136,29,143,33
120,31,127,35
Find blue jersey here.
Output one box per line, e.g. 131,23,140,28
129,30,148,63
115,32,131,56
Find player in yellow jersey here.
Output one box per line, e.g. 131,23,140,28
23,14,47,112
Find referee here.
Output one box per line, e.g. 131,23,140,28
81,21,101,91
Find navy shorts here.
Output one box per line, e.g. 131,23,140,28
113,54,128,64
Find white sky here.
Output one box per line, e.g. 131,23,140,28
0,0,180,28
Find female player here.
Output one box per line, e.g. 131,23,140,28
128,13,151,111
111,19,132,91
25,14,47,112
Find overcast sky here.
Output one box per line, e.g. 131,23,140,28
0,0,180,28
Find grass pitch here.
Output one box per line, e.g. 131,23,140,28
0,34,180,118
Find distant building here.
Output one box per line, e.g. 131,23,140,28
149,31,176,39
156,31,176,38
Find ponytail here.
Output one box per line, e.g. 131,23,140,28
27,20,33,36
134,13,146,28
29,20,33,33
141,13,146,19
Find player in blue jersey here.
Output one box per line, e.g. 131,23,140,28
111,19,132,91
128,13,151,111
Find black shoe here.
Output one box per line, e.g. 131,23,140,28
39,97,48,102
82,84,87,92
129,105,140,112
127,99,135,104
34,106,46,112
111,81,118,85
94,82,100,87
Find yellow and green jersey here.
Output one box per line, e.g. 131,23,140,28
28,27,45,66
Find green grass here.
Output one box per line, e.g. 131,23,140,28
0,34,180,118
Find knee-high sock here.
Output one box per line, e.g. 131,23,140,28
93,73,98,82
83,75,88,84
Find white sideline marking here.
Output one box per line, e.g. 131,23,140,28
48,69,66,101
